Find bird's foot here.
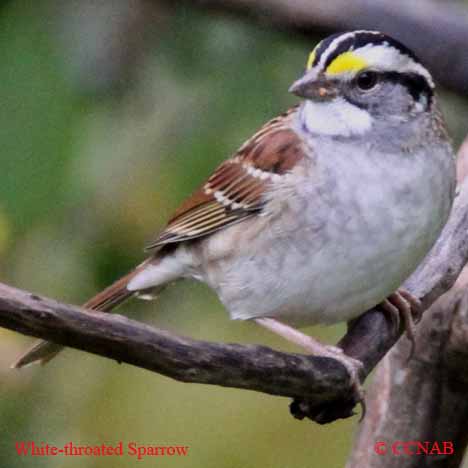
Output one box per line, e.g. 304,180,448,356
381,289,422,360
254,317,365,419
321,344,366,419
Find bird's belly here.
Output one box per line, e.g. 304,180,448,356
212,223,424,325
255,228,422,326
199,184,446,326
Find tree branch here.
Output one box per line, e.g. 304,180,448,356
1,171,468,423
160,0,468,96
3,282,350,400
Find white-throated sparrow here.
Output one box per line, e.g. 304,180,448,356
14,31,456,401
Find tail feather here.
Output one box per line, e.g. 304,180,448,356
11,263,149,369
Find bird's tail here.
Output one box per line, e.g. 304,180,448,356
11,262,151,369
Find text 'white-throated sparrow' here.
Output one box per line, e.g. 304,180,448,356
14,31,456,405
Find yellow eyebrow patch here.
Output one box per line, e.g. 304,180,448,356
306,50,317,70
326,52,368,75
306,51,316,70
306,40,322,70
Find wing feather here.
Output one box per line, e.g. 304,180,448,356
145,107,304,250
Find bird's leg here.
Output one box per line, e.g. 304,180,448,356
254,317,365,408
380,289,422,360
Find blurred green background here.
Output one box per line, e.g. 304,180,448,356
1,1,467,467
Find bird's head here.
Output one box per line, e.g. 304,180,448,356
290,31,435,137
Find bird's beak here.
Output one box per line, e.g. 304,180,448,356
289,73,338,101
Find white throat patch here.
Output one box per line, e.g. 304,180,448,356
300,98,372,137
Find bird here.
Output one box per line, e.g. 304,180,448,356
13,30,456,402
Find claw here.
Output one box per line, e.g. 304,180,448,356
381,289,422,360
399,289,423,323
381,299,401,335
358,398,367,422
324,346,365,419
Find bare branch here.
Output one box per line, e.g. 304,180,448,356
159,0,468,96
2,282,351,401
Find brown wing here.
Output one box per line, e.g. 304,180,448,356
13,108,305,369
145,107,303,250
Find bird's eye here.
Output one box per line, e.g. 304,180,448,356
356,71,379,91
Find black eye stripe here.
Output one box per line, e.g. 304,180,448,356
379,71,433,105
344,71,433,111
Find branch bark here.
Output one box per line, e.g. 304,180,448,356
160,0,468,96
2,282,350,401
346,289,468,467
2,170,468,424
